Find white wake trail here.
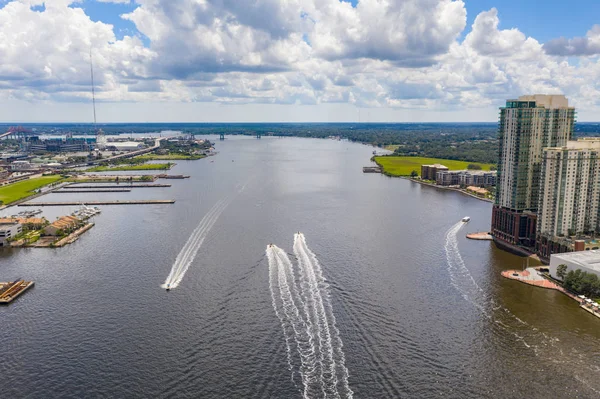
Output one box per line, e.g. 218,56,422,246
267,245,320,399
294,233,353,399
162,198,230,289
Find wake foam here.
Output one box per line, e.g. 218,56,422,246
268,234,353,399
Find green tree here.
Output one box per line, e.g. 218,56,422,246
467,164,482,170
557,264,568,280
410,170,418,178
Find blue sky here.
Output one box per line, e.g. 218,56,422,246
0,0,599,122
75,0,140,41
71,0,600,46
464,0,600,42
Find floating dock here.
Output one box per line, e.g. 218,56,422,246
0,280,34,304
363,166,382,173
19,200,175,206
62,184,171,188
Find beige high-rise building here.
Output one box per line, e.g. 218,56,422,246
491,95,575,250
537,138,600,257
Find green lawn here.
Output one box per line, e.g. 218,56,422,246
136,154,205,160
88,163,173,172
374,156,495,177
0,175,64,205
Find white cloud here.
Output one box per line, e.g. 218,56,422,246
544,25,600,56
0,1,599,121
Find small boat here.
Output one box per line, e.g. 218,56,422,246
462,216,471,223
166,284,171,291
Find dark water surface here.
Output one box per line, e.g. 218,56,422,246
1,137,599,398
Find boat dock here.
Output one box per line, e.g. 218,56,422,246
55,189,132,193
157,174,190,179
62,184,171,188
18,200,175,206
363,166,382,173
0,280,34,304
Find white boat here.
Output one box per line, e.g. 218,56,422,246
462,216,471,222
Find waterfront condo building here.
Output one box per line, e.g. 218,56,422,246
491,95,575,251
421,164,448,180
537,139,600,257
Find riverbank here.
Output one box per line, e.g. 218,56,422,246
404,177,493,203
136,154,205,160
53,223,95,247
502,268,600,320
87,163,174,172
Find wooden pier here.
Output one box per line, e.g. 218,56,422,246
55,189,132,193
63,184,171,188
0,280,34,304
19,200,175,206
157,174,190,179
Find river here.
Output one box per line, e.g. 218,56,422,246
1,136,599,398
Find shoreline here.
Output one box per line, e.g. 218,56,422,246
402,176,493,203
502,268,600,320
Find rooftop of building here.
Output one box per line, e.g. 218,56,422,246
423,164,448,168
0,217,45,225
544,138,600,151
505,94,572,110
551,250,600,272
49,215,80,229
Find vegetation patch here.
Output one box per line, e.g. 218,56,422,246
87,163,173,172
384,144,401,151
136,153,205,160
0,175,64,205
374,156,494,177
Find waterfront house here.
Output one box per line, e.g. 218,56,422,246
0,217,47,231
43,216,81,236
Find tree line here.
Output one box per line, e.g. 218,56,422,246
557,265,600,298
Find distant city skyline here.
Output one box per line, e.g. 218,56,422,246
1,0,600,122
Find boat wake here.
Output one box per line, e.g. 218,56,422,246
162,198,231,290
267,234,353,399
162,179,252,290
444,221,539,343
444,220,600,388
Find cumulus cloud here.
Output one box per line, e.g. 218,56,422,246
544,25,600,56
0,0,600,119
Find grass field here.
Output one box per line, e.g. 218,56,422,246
88,163,173,172
0,175,64,205
136,154,204,160
374,156,494,177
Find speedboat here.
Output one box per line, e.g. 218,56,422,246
462,216,471,222
166,284,171,291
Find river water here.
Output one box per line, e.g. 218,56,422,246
1,136,599,398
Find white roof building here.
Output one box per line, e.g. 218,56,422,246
549,250,600,280
108,142,145,151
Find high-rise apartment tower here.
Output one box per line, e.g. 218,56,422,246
491,95,575,250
